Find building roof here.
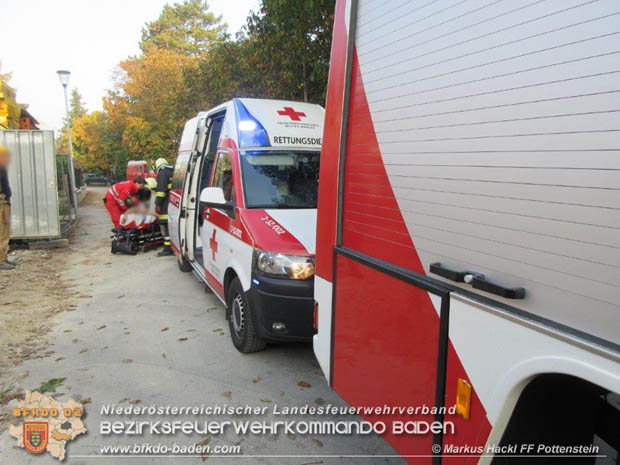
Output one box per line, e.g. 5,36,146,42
19,107,39,129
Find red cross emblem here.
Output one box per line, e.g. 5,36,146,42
277,107,306,121
210,229,218,261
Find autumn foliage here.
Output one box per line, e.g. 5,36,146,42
66,0,334,179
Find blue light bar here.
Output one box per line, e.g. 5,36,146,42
234,99,271,148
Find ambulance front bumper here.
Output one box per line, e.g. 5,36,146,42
248,274,315,342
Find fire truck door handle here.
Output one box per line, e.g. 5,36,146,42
205,208,210,218
429,262,470,282
470,275,525,299
430,262,525,299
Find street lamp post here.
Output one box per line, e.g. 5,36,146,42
56,69,79,220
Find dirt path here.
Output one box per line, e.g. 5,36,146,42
0,195,99,424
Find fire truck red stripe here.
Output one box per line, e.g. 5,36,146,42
315,0,349,281
331,43,492,463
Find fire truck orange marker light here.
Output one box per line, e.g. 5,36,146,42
456,378,472,420
313,301,319,330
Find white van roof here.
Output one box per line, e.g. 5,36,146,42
234,98,324,150
179,99,324,154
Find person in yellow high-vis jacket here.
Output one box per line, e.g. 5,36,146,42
155,158,174,257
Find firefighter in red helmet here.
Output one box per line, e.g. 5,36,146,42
103,176,146,229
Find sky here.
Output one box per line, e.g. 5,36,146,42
0,0,261,131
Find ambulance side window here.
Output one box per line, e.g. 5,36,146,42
211,152,234,202
172,152,190,191
205,116,224,162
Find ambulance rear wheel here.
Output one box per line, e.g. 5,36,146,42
177,254,192,273
227,278,266,353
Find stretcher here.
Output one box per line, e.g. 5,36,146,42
110,210,163,255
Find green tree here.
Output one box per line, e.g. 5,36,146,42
187,40,256,112
69,88,87,121
140,0,227,56
244,0,335,103
57,88,88,155
187,0,335,110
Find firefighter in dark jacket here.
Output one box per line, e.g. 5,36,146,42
155,157,174,256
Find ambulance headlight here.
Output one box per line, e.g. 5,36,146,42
253,249,315,280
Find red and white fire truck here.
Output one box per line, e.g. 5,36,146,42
314,0,620,463
126,160,156,182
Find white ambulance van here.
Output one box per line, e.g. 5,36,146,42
169,98,324,352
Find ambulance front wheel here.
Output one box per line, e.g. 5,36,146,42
227,278,266,353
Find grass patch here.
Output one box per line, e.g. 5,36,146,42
35,377,66,394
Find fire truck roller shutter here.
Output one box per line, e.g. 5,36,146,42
344,0,620,346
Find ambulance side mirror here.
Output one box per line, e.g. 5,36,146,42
199,187,234,216
200,187,226,205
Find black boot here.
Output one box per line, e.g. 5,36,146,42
157,246,174,257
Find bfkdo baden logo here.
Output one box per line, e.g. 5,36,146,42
24,422,49,454
9,390,87,461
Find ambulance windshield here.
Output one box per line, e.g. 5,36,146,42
240,151,320,209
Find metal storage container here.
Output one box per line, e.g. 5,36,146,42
0,130,61,239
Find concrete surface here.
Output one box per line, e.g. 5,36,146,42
0,187,403,465
28,238,70,249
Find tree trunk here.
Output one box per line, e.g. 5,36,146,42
302,61,308,102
